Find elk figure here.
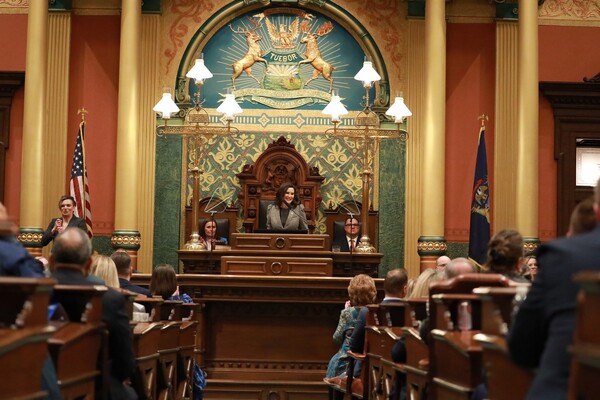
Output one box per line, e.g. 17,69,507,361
230,18,268,90
298,21,335,93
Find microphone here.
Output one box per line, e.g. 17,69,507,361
346,188,361,216
204,189,234,214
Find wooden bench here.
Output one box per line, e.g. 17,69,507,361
569,271,600,400
0,277,56,399
48,284,108,400
473,286,534,400
177,303,201,399
425,273,511,400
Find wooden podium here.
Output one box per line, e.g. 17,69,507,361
178,233,383,278
131,273,384,400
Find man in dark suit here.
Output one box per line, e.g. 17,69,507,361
333,217,361,252
50,228,137,400
111,250,151,297
508,179,600,399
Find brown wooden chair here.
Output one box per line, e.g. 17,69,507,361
0,277,56,400
426,274,511,400
568,271,600,400
133,321,163,400
236,136,325,233
472,286,534,400
176,303,201,399
48,285,108,400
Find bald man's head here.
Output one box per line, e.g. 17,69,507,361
436,256,451,271
51,228,92,266
445,257,476,279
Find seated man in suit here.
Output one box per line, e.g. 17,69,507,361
333,217,361,252
111,250,151,297
50,228,137,400
0,201,44,277
508,179,600,399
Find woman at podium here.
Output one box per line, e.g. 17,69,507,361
266,183,308,231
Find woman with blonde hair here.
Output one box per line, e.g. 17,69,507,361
90,255,119,288
408,268,442,299
325,273,377,378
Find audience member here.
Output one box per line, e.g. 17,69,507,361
349,268,408,362
508,179,600,399
522,255,538,282
111,250,151,297
41,195,87,246
150,264,193,303
484,229,529,283
50,228,136,399
435,255,451,272
266,182,308,231
444,257,476,279
333,217,361,252
345,269,408,394
91,255,120,288
407,268,443,299
0,202,57,398
567,196,596,236
0,202,44,277
325,274,377,379
200,219,228,250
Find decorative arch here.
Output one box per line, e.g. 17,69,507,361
174,0,391,112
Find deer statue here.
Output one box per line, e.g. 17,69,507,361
229,17,269,90
298,21,335,93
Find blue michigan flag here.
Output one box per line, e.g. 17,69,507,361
468,127,491,267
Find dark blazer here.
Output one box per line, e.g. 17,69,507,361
119,277,152,297
0,235,44,277
266,203,308,231
41,216,88,246
508,225,600,399
52,267,136,396
334,235,360,252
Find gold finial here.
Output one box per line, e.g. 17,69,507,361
478,113,488,128
78,107,88,122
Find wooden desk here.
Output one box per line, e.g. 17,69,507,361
179,244,382,278
131,274,385,400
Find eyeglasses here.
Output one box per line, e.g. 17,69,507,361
345,224,359,227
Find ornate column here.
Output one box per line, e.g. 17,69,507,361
494,21,519,231
516,0,540,253
18,0,48,256
137,14,160,273
405,18,425,278
417,0,447,271
112,0,142,269
43,12,72,258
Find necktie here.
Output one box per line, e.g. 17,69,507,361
350,239,354,251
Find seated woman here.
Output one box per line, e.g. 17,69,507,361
485,229,530,283
325,273,377,379
266,182,308,231
200,219,228,250
90,255,120,288
150,264,193,303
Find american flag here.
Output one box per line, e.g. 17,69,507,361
69,121,93,237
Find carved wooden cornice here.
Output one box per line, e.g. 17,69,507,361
0,72,25,100
540,79,600,109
